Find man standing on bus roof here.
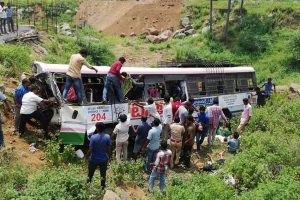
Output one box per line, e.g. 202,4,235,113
237,98,252,134
102,57,126,103
206,98,228,148
63,49,98,105
261,78,276,98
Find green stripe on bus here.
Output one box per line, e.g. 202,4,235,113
59,132,85,145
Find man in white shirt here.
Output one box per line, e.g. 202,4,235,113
113,114,131,162
161,95,172,141
237,98,252,134
19,85,54,138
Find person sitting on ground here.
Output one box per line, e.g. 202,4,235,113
19,85,54,138
148,140,172,193
132,116,151,160
237,98,252,134
113,114,131,162
143,118,162,173
261,77,276,98
102,57,126,103
86,122,111,189
0,90,13,147
227,132,240,153
63,49,98,105
169,117,185,168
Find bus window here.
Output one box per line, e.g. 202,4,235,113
224,80,235,94
217,81,224,94
197,81,206,95
146,83,165,99
240,79,248,92
235,80,240,92
248,79,254,91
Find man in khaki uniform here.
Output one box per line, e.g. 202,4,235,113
169,117,185,168
63,49,98,104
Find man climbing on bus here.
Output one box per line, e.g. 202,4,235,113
63,49,98,105
102,57,126,103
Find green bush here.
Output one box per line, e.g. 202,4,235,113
237,31,271,54
17,166,103,200
288,30,300,60
0,44,32,76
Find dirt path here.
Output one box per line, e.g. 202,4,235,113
75,0,184,36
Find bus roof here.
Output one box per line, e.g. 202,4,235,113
34,61,255,75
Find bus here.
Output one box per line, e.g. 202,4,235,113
32,61,257,145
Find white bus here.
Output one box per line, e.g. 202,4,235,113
32,61,256,145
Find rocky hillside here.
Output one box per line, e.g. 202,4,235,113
75,0,184,36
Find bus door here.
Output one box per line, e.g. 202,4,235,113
164,75,187,101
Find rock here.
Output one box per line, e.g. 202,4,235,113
288,93,299,100
185,28,196,35
129,32,136,37
157,30,173,42
59,23,73,36
289,83,300,94
184,25,193,31
173,33,186,39
180,16,190,28
147,27,160,36
172,28,186,38
201,26,210,33
146,35,160,43
103,190,119,200
276,85,289,93
120,33,126,37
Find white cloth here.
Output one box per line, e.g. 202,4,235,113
162,103,172,125
144,103,160,125
20,92,43,114
113,117,131,143
240,104,252,124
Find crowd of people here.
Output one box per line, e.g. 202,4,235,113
0,49,277,193
85,95,254,192
0,2,15,35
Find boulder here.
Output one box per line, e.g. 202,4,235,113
172,28,185,38
103,190,119,200
276,85,289,93
120,33,126,37
173,33,186,39
185,28,196,35
201,26,210,33
146,35,160,43
146,27,160,36
184,25,193,31
129,32,136,37
157,29,173,42
289,83,300,94
180,16,190,28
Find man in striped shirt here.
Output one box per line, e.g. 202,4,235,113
207,98,228,147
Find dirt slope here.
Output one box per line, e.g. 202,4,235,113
75,0,184,35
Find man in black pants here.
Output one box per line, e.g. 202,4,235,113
182,115,195,168
86,122,112,189
19,85,53,138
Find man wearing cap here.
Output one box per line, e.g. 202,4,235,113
63,49,98,105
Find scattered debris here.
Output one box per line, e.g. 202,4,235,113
29,143,38,153
75,149,84,159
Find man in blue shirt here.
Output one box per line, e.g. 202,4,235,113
0,91,12,147
227,132,240,153
196,105,209,151
14,78,30,132
132,116,151,159
261,78,276,98
86,122,112,188
143,118,162,172
6,3,14,32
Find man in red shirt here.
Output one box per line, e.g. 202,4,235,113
102,57,126,102
172,97,182,116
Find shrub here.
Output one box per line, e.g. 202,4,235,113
0,44,32,77
288,30,300,60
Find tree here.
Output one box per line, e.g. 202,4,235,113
224,0,232,43
210,0,213,33
240,0,245,16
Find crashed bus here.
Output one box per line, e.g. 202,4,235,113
32,61,257,145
